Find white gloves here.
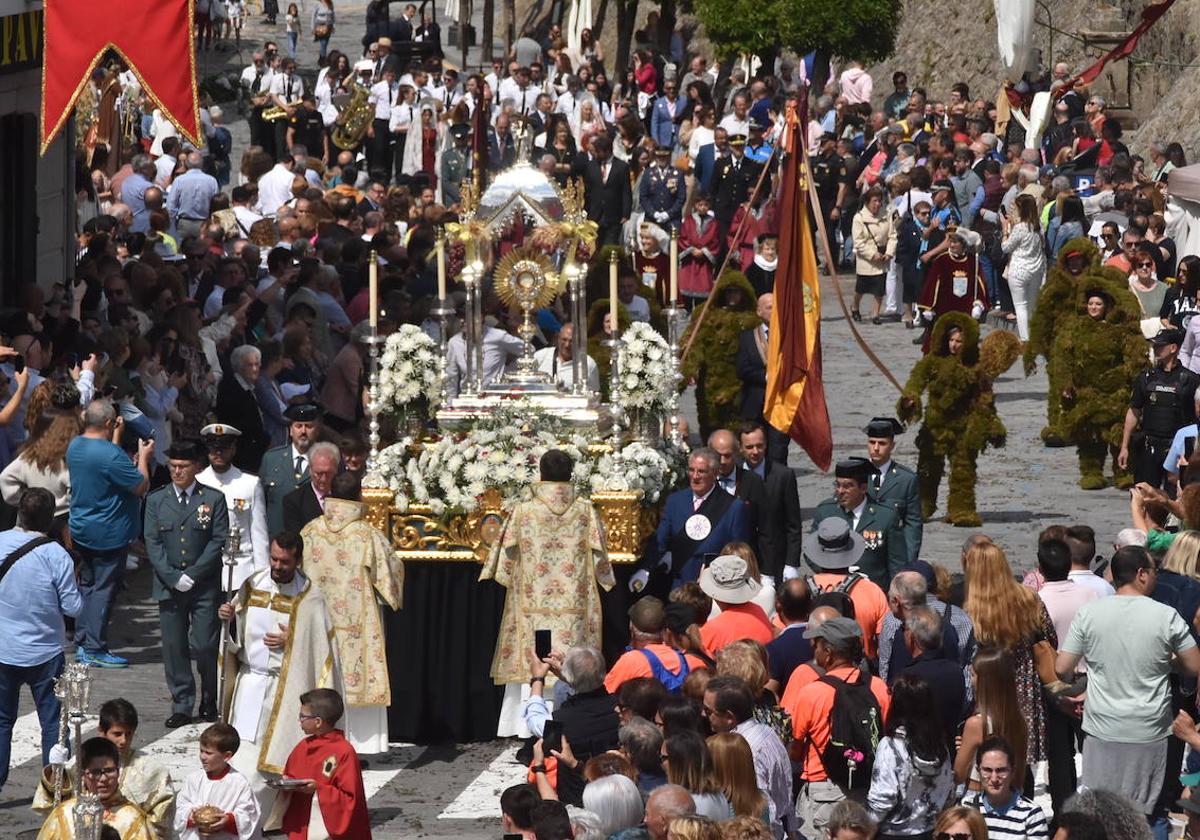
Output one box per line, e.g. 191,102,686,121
971,300,985,320
760,575,776,589
48,744,70,766
629,570,650,593
782,565,802,581
175,574,195,593
654,211,669,223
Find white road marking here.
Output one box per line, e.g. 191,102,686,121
437,744,523,819
7,712,98,770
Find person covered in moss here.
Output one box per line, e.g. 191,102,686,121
1054,281,1147,489
680,270,760,439
1024,238,1127,445
898,312,1021,526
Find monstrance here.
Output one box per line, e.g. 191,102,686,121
494,246,563,387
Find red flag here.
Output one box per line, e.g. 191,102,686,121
41,0,200,154
1059,0,1178,91
763,101,833,471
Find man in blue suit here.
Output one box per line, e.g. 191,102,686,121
650,80,682,149
693,127,728,196
631,447,752,594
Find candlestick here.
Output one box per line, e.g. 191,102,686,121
436,229,447,301
669,228,679,304
608,251,619,336
368,250,379,328
361,331,385,487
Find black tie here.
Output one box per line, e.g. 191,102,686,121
179,489,189,507
253,70,262,92
294,455,306,481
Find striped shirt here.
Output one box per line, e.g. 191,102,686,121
733,718,794,839
961,790,1048,840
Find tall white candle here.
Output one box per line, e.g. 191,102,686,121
669,230,679,304
369,251,379,328
609,253,619,334
437,233,447,300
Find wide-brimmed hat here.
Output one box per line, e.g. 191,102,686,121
803,519,865,570
699,555,762,605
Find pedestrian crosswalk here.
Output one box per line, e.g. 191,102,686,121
7,711,97,769
438,744,521,819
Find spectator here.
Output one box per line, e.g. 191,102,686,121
582,774,645,839
501,783,540,839
68,399,153,669
764,579,812,695
932,806,987,840
620,715,667,798
960,736,1049,840
897,606,966,747
954,646,1028,787
214,344,269,473
661,729,731,820
697,554,773,655
644,784,697,840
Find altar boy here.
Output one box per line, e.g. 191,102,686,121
270,689,370,840
175,723,261,839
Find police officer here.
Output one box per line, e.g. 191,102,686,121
259,404,322,537
863,417,922,563
1120,327,1200,488
638,144,687,230
744,118,773,166
809,457,907,589
710,134,761,230
811,132,848,261
441,123,471,208
145,441,229,728
196,424,270,593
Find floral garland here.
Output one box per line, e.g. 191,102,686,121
589,440,689,504
613,321,674,412
377,324,444,417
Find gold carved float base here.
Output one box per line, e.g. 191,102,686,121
362,486,657,563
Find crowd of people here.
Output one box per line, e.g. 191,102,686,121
5,1,1200,839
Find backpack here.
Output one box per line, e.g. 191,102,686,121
816,671,882,789
806,572,865,620
639,648,691,694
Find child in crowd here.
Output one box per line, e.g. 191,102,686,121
36,698,175,840
270,689,370,840
175,723,261,840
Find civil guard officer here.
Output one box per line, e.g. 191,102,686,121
259,403,322,537
638,144,687,230
711,134,761,231
1120,327,1200,488
441,123,471,208
863,417,922,563
144,440,229,728
810,457,907,589
196,423,271,593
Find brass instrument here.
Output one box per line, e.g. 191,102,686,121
331,83,372,150
262,99,301,121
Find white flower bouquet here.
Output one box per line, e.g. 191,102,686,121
590,439,688,503
613,322,674,412
377,324,444,417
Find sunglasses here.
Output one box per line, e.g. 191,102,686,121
936,834,971,840
1137,262,1156,269
1101,232,1116,239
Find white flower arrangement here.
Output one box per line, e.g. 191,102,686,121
613,322,674,412
589,439,688,503
377,324,444,416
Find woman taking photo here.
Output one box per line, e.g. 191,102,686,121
0,384,77,541
661,730,731,820
1000,194,1046,342
868,674,953,839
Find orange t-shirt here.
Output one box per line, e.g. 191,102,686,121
788,664,891,782
809,573,889,657
603,644,709,693
700,602,775,655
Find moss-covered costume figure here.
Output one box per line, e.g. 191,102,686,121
1054,279,1146,489
898,312,1021,526
680,270,760,439
1023,238,1130,445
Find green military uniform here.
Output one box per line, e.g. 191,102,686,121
442,125,470,207
863,418,923,563
145,474,229,718
811,497,907,589
259,444,309,538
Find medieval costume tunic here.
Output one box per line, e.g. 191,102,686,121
273,729,370,840
480,481,614,736
37,795,155,840
222,568,339,814
679,209,721,300
175,766,261,840
916,250,989,353
34,751,175,840
300,499,404,755
634,246,672,308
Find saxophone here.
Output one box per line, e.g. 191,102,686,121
262,100,301,122
331,82,372,150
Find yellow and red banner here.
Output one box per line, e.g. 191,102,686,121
764,100,832,471
41,0,200,153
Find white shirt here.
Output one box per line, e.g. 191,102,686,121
155,154,177,187
622,294,651,323
445,327,525,397
369,80,399,120
268,72,303,103
533,346,600,392
174,766,261,840
872,459,893,491
197,465,270,592
231,204,263,236
849,498,867,530
498,79,539,114
718,114,750,137
389,101,415,134
240,63,274,95
1068,568,1116,598
257,164,295,216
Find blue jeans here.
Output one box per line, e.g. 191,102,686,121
316,36,330,61
287,30,298,57
0,653,64,793
74,544,128,653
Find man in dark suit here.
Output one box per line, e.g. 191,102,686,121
389,2,416,41
693,127,728,196
214,345,268,474
710,134,761,230
282,440,340,534
488,112,518,172
810,457,908,588
631,447,752,594
735,293,790,464
863,417,923,563
765,578,812,692
708,428,767,568
582,135,632,247
738,422,801,581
